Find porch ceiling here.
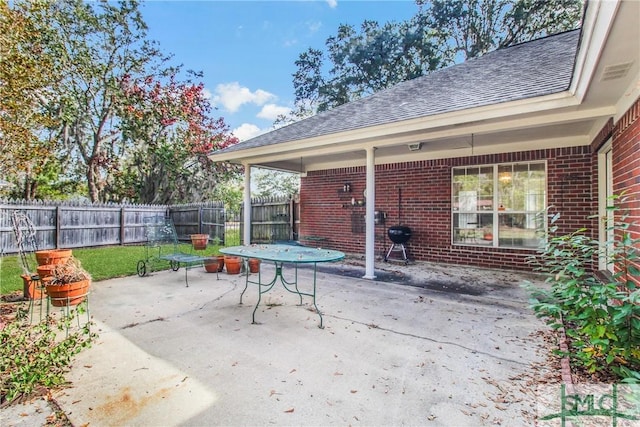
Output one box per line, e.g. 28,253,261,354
209,0,639,174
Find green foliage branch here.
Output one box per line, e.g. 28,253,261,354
0,306,96,406
525,195,640,381
280,0,583,124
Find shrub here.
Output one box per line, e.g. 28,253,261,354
525,195,640,381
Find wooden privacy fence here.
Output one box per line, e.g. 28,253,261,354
238,196,299,244
0,196,298,254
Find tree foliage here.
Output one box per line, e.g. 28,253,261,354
0,0,240,203
51,0,167,202
0,1,61,199
253,169,300,198
285,0,583,120
117,71,240,204
417,0,584,62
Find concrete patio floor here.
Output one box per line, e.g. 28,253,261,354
7,259,553,426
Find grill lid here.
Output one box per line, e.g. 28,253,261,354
388,225,412,244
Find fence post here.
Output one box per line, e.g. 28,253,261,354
120,207,125,246
56,205,61,249
289,197,295,240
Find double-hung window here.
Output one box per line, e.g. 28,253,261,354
452,162,546,248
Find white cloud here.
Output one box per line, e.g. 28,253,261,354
257,104,291,120
232,123,266,142
213,82,275,113
202,88,212,100
307,21,322,34
284,38,299,47
326,0,338,8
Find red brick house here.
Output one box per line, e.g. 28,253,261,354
209,0,639,279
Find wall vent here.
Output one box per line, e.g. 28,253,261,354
601,62,633,81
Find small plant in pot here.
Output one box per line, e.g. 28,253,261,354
46,257,92,307
482,227,493,241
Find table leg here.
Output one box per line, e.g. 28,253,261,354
241,261,323,328
312,264,323,328
241,262,278,324
279,262,323,328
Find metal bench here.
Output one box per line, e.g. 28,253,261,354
136,216,211,286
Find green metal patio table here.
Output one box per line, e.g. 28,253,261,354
219,244,345,328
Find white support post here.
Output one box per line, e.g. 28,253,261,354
243,164,252,246
363,147,376,279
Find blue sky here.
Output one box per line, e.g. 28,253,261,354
141,0,418,141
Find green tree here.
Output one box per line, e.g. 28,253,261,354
51,0,167,203
285,0,582,119
0,1,61,200
417,0,583,63
211,175,243,217
253,169,300,198
117,71,240,204
288,18,441,116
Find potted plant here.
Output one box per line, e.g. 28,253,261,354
209,241,225,272
45,257,91,307
482,227,493,241
214,253,225,272
224,256,242,274
248,258,261,273
35,249,73,266
190,234,209,250
204,257,221,273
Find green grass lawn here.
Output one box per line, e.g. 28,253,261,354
0,243,225,296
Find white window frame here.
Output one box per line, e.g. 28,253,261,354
597,139,614,272
451,161,548,249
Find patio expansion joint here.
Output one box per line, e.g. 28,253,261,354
327,313,531,366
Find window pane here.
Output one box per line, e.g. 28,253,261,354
453,213,479,244
477,213,494,246
479,166,494,203
498,213,542,248
498,164,513,210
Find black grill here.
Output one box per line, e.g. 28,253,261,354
387,225,412,244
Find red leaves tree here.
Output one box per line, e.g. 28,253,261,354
117,71,240,204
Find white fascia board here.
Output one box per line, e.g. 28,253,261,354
229,104,614,168
208,91,583,164
571,0,621,100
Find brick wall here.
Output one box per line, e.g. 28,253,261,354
613,98,640,226
612,97,640,287
300,147,597,271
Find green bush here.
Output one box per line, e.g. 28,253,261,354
525,195,640,381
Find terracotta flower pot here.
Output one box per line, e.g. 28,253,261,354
204,258,219,273
224,256,242,275
190,234,209,250
37,264,56,279
35,249,73,266
45,279,90,307
248,258,261,273
21,274,43,300
215,255,225,272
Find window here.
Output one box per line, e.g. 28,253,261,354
452,162,546,248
